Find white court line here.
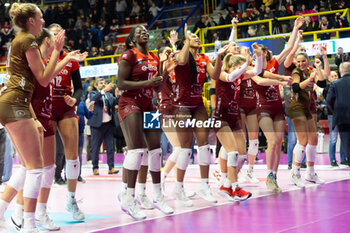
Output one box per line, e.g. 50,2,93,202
87,177,350,233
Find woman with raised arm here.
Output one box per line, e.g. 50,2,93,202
289,54,326,187
0,3,84,233
254,16,305,192
117,25,173,220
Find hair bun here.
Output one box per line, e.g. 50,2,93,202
9,3,21,18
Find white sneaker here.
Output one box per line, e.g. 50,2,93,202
6,215,21,232
291,173,305,188
0,217,12,233
136,194,154,210
237,171,247,184
246,170,259,184
197,185,217,203
36,213,60,231
20,228,45,233
185,190,196,198
153,194,174,214
66,198,85,221
121,195,147,220
174,187,193,207
305,173,325,184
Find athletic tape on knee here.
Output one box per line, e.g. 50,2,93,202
176,148,192,170
66,159,80,180
293,143,305,163
306,144,317,163
198,144,211,165
227,151,239,167
248,139,259,156
148,148,162,172
220,147,228,160
23,169,43,199
237,155,246,169
41,165,56,188
141,148,149,166
168,146,181,163
123,149,145,171
8,166,27,192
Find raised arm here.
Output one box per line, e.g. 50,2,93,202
284,30,303,68
228,17,239,42
320,46,330,77
175,24,190,65
207,45,229,81
251,76,288,86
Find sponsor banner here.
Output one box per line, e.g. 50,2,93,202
79,63,118,78
296,38,350,56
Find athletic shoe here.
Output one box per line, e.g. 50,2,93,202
288,164,292,170
219,185,235,202
19,228,45,233
340,160,349,167
77,176,86,183
153,194,174,214
301,163,307,169
185,190,196,198
237,171,247,184
197,185,217,203
233,186,252,201
108,168,119,175
161,181,167,197
93,169,99,175
255,156,264,163
36,213,60,231
121,195,147,220
305,173,325,184
273,174,282,193
66,198,85,221
331,161,339,167
266,172,281,193
291,173,305,188
54,177,66,185
4,216,18,232
136,194,154,210
174,187,193,207
246,170,259,183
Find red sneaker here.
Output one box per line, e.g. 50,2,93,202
219,185,235,201
233,186,252,201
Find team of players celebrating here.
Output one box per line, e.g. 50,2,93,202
0,2,331,231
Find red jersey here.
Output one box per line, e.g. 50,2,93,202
239,78,257,107
173,53,211,107
254,57,282,106
52,52,80,98
157,73,174,106
119,48,159,101
32,59,54,119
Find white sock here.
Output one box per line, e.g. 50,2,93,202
36,203,46,217
153,183,161,196
267,169,272,176
175,182,183,190
200,178,209,189
292,164,301,175
220,172,227,185
137,183,146,195
272,171,277,176
249,165,254,171
67,191,75,200
122,182,127,192
161,171,168,181
127,188,135,197
223,178,232,188
12,203,23,223
307,165,315,176
0,199,9,216
232,182,238,189
23,212,35,229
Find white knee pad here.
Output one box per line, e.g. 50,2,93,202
306,144,317,163
123,149,146,171
148,148,162,172
23,168,43,199
248,139,259,156
8,166,26,192
237,155,246,169
66,159,80,180
293,143,305,163
220,147,228,160
176,148,192,170
198,144,211,166
141,148,149,166
41,165,56,188
227,151,239,167
168,146,181,163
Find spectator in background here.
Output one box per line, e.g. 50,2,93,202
257,24,269,36
275,5,291,33
115,44,125,54
0,20,13,48
206,16,217,43
335,47,349,75
116,0,127,25
217,12,226,40
248,25,257,37
130,1,141,24
109,19,119,43
149,2,161,20
302,16,317,41
319,16,331,40
251,7,263,21
315,94,328,121
238,0,246,13
102,35,113,50
240,12,251,38
157,37,169,49
334,12,350,38
224,8,232,38
193,16,206,33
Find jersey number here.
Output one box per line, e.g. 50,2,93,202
56,76,62,87
247,79,252,87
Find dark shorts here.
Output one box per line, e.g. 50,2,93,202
0,102,31,125
288,104,313,120
51,99,76,122
213,113,242,132
159,102,175,120
37,116,55,137
239,106,257,116
118,96,155,122
257,104,285,122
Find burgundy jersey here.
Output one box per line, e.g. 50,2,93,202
157,72,174,106
239,78,257,108
254,57,282,107
32,59,54,119
52,52,80,98
173,53,211,107
119,48,159,101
